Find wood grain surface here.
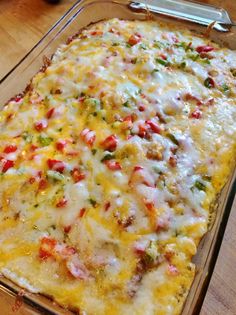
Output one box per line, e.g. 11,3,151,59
0,1,235,314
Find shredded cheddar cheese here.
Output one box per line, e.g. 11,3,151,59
0,18,235,315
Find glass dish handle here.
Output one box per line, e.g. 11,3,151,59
129,0,235,32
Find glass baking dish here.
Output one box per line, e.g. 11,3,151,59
0,0,235,314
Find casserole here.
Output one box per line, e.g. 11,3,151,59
0,0,235,315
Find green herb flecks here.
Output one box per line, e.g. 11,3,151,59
38,135,53,147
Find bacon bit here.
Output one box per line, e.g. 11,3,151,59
34,120,48,132
206,98,214,106
38,179,48,191
101,134,118,151
138,105,146,112
105,160,122,171
39,237,57,260
79,207,86,218
134,165,144,172
56,140,67,152
190,108,202,119
29,177,36,184
80,128,96,147
184,93,203,106
47,159,66,173
71,167,86,183
196,45,214,54
66,258,89,280
2,160,14,173
128,33,142,46
146,120,161,134
167,264,179,276
104,202,111,211
4,145,17,154
169,155,177,167
64,225,72,234
56,197,68,208
46,107,55,119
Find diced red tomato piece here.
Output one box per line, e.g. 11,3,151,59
56,197,68,208
64,225,72,234
39,237,57,260
4,145,17,154
146,120,161,134
104,160,122,171
46,108,55,119
79,208,86,218
91,30,103,36
101,135,118,151
128,33,142,46
2,160,14,173
71,167,86,183
38,179,48,191
56,140,66,152
34,120,48,132
80,128,96,147
196,45,214,54
145,201,155,212
190,108,202,119
47,159,66,173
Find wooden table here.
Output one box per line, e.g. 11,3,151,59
0,0,235,314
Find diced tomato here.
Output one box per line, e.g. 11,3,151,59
38,179,48,191
39,237,57,260
56,197,68,208
190,108,202,119
71,167,86,183
56,140,66,152
80,128,96,147
79,208,86,218
196,45,214,54
146,120,161,134
64,225,72,234
47,159,65,173
4,145,17,154
46,108,55,119
128,33,142,46
159,53,167,60
104,160,122,171
134,242,147,255
101,135,118,151
104,202,111,211
34,120,48,132
2,160,14,173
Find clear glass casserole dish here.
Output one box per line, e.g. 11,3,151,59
0,1,235,314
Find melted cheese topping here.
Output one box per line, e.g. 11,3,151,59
0,19,235,315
